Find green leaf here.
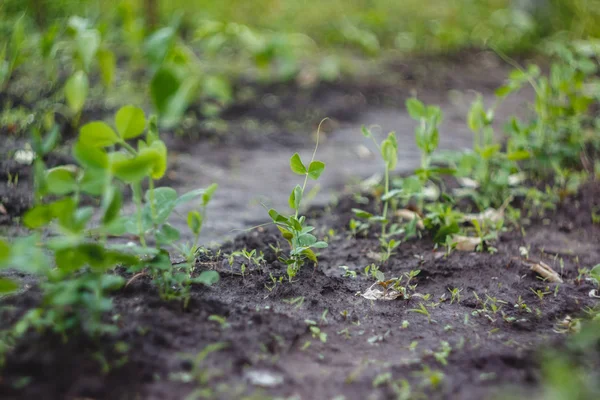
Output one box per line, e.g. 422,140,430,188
0,239,10,265
156,223,180,245
269,209,288,224
289,185,303,210
187,211,203,235
80,168,106,195
361,125,371,138
312,241,328,249
0,278,18,294
110,148,161,183
143,27,176,67
381,138,397,170
506,150,530,161
381,189,403,201
202,183,218,206
352,208,373,219
467,95,486,132
297,233,317,247
591,264,600,283
76,29,100,71
144,187,178,225
307,161,325,180
73,141,108,169
302,248,318,263
406,98,425,120
45,166,77,195
65,71,89,115
23,204,55,229
102,187,122,225
97,48,115,87
290,153,307,175
80,122,120,147
115,105,146,139
193,270,219,286
148,140,168,180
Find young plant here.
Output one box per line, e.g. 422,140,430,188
356,127,399,238
267,124,328,281
0,105,219,349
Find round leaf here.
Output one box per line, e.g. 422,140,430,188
80,121,119,147
115,105,146,139
308,161,325,180
0,278,18,294
45,166,77,195
194,270,219,286
64,71,89,115
290,153,307,175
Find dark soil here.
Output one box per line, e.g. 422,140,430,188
1,179,599,400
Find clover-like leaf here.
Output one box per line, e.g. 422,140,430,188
290,153,307,175
115,105,146,139
308,161,325,180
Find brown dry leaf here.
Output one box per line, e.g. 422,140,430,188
523,259,563,283
366,251,382,262
461,208,504,224
361,282,403,301
451,235,482,252
395,209,424,229
0,203,6,215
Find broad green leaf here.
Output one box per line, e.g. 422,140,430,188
147,140,167,179
143,27,176,67
507,150,531,161
80,168,106,195
202,183,218,206
0,278,18,294
42,126,61,155
495,85,513,98
381,139,397,170
290,153,307,175
193,270,219,286
467,95,486,132
0,239,9,265
187,211,202,235
352,208,373,219
23,204,55,229
175,188,206,207
308,161,325,180
406,98,425,120
97,48,116,87
115,105,146,139
73,141,108,169
312,241,328,249
297,233,317,247
361,125,371,138
77,29,100,72
156,223,180,245
302,248,318,263
144,187,178,225
591,264,600,283
269,209,288,224
102,187,122,225
110,150,158,183
289,185,303,210
65,71,89,114
45,166,77,195
151,66,180,115
80,122,119,147
381,189,403,201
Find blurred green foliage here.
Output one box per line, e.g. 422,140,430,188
1,0,599,56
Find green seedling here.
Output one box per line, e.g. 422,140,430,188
448,287,463,304
267,123,328,282
0,105,220,351
170,342,228,397
305,319,327,343
409,303,433,323
356,127,398,238
0,14,25,91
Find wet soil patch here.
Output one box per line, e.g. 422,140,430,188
1,180,599,399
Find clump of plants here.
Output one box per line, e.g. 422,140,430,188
0,105,218,358
267,123,328,281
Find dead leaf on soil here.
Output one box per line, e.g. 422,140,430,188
522,259,563,283
360,282,403,301
366,251,382,262
589,289,600,299
395,209,424,229
461,208,504,224
450,235,482,252
0,203,6,215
